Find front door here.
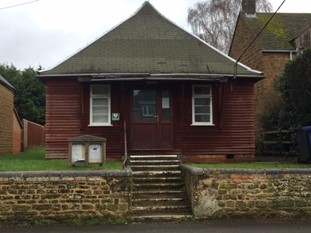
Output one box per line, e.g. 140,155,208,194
130,89,173,150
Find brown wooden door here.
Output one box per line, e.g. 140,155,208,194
130,88,172,150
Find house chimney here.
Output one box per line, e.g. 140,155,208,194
242,0,256,18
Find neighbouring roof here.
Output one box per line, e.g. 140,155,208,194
40,1,262,79
244,13,311,50
0,74,15,92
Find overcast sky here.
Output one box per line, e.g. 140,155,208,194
0,0,310,70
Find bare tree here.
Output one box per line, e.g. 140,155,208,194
188,0,272,53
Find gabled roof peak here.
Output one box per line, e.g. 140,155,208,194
134,0,167,20
133,1,158,15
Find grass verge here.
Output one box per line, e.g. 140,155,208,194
189,157,311,169
1,147,310,171
0,147,123,171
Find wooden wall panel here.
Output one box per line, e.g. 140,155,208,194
45,80,125,159
45,80,82,159
45,79,256,162
177,80,256,161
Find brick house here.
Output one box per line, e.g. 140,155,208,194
0,74,15,154
229,0,311,133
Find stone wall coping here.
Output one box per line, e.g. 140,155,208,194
180,164,311,175
0,169,132,178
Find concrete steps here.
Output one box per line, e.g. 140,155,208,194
129,155,192,222
131,214,193,222
132,170,181,176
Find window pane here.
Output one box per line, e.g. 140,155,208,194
93,115,108,123
195,106,210,114
93,98,108,106
162,90,170,121
194,86,210,95
195,114,210,122
133,90,156,120
93,106,108,114
162,90,170,109
195,97,210,106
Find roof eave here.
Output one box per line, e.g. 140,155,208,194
37,72,264,81
0,78,15,92
262,49,298,53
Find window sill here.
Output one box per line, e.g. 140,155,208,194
88,124,113,127
191,123,215,127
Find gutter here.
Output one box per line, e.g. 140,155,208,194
262,50,298,53
262,49,298,61
37,72,264,80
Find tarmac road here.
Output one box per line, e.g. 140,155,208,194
1,219,311,233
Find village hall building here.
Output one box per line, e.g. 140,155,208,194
39,2,263,162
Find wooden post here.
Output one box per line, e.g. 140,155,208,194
123,121,128,168
80,83,84,131
23,119,28,150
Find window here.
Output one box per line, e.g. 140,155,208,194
90,85,111,126
133,90,156,120
192,85,213,126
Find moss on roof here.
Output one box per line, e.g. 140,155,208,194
42,2,261,77
245,13,311,50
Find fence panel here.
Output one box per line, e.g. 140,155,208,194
23,119,45,150
261,129,297,156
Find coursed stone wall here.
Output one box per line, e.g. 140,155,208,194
0,170,131,224
181,165,311,219
2,167,310,224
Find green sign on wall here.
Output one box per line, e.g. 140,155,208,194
112,113,120,121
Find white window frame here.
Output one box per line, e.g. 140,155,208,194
191,85,214,126
89,84,112,126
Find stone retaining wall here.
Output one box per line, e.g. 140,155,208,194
181,165,311,219
2,167,311,224
0,170,131,224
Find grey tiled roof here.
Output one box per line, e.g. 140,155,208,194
245,13,311,50
42,2,262,77
0,74,15,91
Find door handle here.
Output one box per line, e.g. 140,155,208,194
154,115,159,122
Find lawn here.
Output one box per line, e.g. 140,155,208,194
0,147,310,171
0,147,123,171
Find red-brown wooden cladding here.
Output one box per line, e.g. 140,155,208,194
45,79,256,161
45,80,82,158
174,80,255,161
